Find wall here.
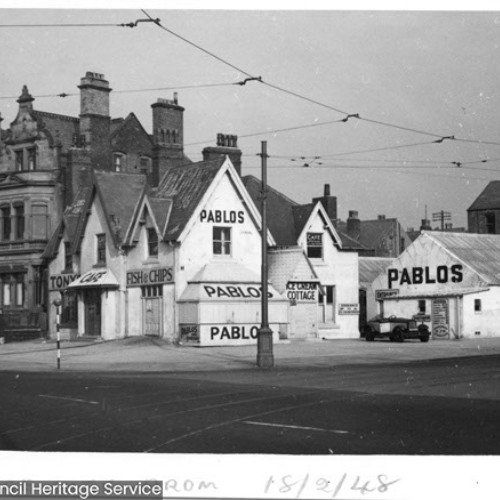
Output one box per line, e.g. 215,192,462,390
463,288,500,338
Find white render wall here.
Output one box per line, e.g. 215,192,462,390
462,288,500,338
296,209,360,338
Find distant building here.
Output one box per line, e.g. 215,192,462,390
468,181,500,234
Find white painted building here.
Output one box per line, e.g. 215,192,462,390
368,231,500,339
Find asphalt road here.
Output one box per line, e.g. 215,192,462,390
1,354,499,454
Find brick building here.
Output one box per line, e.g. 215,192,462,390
0,71,190,337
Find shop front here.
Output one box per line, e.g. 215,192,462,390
178,278,288,347
67,269,120,339
368,232,500,339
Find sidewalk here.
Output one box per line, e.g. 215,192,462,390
1,336,500,372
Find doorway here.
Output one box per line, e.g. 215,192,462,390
84,289,101,336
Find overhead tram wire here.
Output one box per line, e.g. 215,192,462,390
141,9,500,149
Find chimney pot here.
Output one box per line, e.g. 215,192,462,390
348,210,359,219
324,184,330,196
378,214,386,220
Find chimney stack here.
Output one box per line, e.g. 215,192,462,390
347,210,361,240
420,218,432,230
202,133,242,175
312,183,337,223
78,72,112,170
151,95,185,185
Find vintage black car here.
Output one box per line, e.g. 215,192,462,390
364,315,430,342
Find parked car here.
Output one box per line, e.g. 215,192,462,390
364,315,430,343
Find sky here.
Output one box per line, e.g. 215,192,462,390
2,6,500,230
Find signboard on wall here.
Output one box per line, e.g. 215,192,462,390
49,273,80,291
180,324,199,343
432,298,449,339
339,303,360,315
126,267,174,287
306,233,323,247
375,289,399,300
285,282,318,303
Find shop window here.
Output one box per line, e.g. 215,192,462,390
14,203,24,240
96,234,106,265
213,227,231,256
64,242,72,271
306,232,323,259
474,299,482,312
486,212,496,234
27,148,36,170
147,227,158,257
418,300,426,314
1,205,11,241
15,150,23,171
32,204,48,240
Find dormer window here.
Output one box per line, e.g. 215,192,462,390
140,157,151,173
15,150,23,171
306,232,323,259
147,227,158,257
27,148,36,170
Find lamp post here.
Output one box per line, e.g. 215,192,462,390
257,141,274,368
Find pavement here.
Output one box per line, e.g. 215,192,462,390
1,335,500,372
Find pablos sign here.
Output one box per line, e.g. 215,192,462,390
197,324,279,346
126,267,174,287
200,209,244,224
203,285,273,299
387,264,463,289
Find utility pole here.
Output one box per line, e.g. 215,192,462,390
432,210,451,231
257,141,274,368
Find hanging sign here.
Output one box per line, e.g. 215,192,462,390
375,289,399,300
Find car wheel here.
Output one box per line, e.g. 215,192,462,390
420,336,429,343
366,332,375,341
392,327,404,343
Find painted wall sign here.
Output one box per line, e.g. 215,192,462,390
285,282,318,302
388,265,463,289
413,314,431,322
199,209,244,224
339,303,360,315
306,232,323,246
180,324,199,343
49,273,80,291
432,298,449,339
375,289,400,300
208,324,260,340
203,285,273,299
126,267,174,287
80,271,106,284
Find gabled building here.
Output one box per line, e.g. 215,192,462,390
243,176,360,339
0,71,191,336
468,181,500,234
369,231,500,339
46,158,288,345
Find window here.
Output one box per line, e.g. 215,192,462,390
96,234,106,265
64,242,72,270
1,206,11,241
418,300,426,314
147,227,158,257
486,212,496,234
14,204,24,240
474,299,482,312
140,157,151,173
15,150,23,171
27,148,36,170
61,292,78,326
113,154,123,172
306,232,323,259
0,274,24,308
141,285,163,298
213,227,231,255
32,204,48,240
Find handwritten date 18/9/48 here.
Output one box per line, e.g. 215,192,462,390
264,473,401,498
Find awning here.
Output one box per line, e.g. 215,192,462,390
178,282,285,302
67,269,119,290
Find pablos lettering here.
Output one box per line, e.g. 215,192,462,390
200,210,244,224
204,285,273,299
210,325,259,340
388,265,463,289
